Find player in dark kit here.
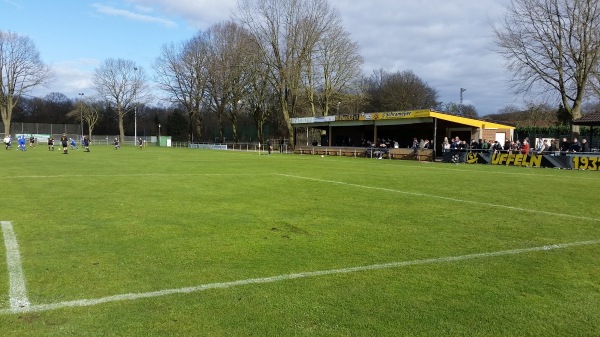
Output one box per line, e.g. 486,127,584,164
60,133,69,154
47,137,54,151
83,136,90,152
29,136,35,148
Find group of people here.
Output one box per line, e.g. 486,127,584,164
3,134,92,154
57,133,91,154
448,136,592,155
4,134,148,154
556,137,590,153
4,134,36,151
361,138,401,159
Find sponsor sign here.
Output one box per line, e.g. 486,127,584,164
462,152,600,170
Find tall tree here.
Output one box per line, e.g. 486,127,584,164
206,22,257,143
154,32,211,142
235,0,339,146
0,31,52,134
93,58,149,143
303,22,363,117
493,0,600,134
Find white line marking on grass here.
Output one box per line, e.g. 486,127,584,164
1,221,30,309
0,173,264,179
0,239,598,315
278,174,600,222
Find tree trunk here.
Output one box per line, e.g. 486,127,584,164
118,111,125,145
1,96,13,135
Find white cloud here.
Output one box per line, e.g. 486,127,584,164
31,59,99,99
92,3,178,28
125,0,237,29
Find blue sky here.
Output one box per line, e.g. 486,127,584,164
1,0,521,114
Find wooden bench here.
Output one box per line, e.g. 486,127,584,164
294,146,433,160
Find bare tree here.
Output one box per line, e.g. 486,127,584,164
93,58,149,143
305,23,363,116
154,32,211,142
68,97,102,138
443,102,479,118
493,0,600,134
0,31,52,134
235,0,338,146
205,22,258,143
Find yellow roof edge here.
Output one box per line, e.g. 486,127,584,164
430,111,515,129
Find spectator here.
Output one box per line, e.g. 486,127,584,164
537,140,549,154
520,139,530,155
559,137,570,155
423,139,430,149
504,139,512,153
442,137,450,152
481,139,490,152
570,138,581,152
492,141,503,153
581,138,590,153
412,137,419,160
267,139,272,155
549,139,558,152
534,138,543,152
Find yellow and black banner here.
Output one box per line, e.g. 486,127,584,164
449,151,600,170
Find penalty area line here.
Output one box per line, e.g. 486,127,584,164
277,174,600,222
1,221,30,310
1,239,599,315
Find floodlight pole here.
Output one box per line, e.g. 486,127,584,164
460,88,466,105
133,67,138,145
78,93,84,138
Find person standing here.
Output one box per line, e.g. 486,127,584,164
267,139,272,155
570,138,581,153
113,137,120,150
559,137,570,155
442,137,450,152
4,134,12,150
17,135,26,151
581,138,590,153
279,138,284,153
60,133,69,154
29,135,35,148
47,136,54,151
520,139,530,155
138,137,143,149
83,136,90,152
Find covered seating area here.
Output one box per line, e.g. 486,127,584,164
291,109,515,160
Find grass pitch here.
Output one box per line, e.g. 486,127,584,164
1,145,599,336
